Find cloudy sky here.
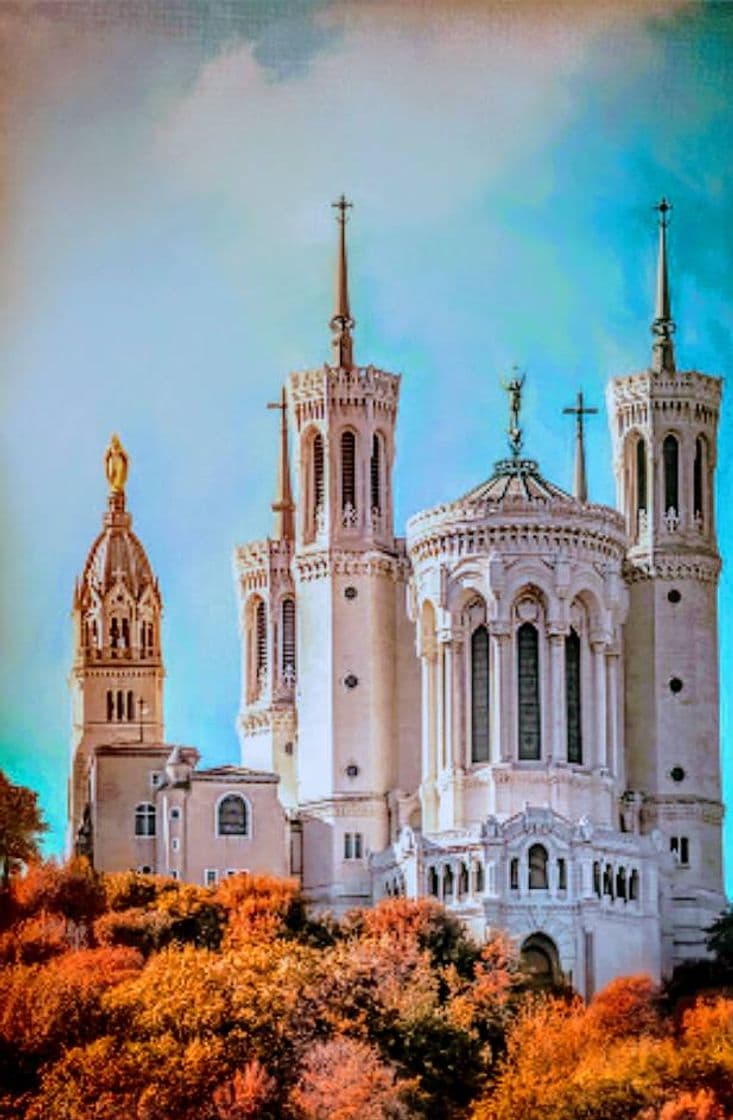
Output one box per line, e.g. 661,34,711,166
1,0,732,884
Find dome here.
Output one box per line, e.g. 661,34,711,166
82,502,156,600
460,457,573,505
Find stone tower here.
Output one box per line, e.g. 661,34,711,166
286,197,419,906
69,435,164,854
607,200,724,961
234,387,299,808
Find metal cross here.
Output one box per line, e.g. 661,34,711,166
332,193,352,225
562,390,598,440
266,387,287,417
654,196,672,229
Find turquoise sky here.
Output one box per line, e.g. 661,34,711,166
1,1,732,888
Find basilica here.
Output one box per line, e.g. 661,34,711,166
68,198,725,997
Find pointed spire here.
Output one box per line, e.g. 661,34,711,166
563,391,598,503
330,194,355,370
267,388,295,541
651,197,676,374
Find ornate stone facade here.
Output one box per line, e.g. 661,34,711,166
70,201,725,996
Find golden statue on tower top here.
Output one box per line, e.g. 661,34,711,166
105,433,129,493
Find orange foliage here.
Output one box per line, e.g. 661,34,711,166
213,1060,277,1119
657,1089,726,1120
12,858,105,927
214,872,303,945
289,1035,417,1120
0,911,70,964
585,974,664,1040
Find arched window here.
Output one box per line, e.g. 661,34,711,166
116,690,124,720
458,863,469,898
216,794,249,837
565,629,582,764
134,802,156,837
282,598,296,681
428,866,439,896
313,433,324,524
636,437,647,513
629,869,639,901
341,431,356,516
528,844,548,890
593,860,601,897
121,618,130,649
147,623,154,653
474,862,484,894
471,625,490,763
517,622,541,760
510,858,519,890
256,600,267,683
663,434,679,513
110,617,120,650
126,690,134,721
371,433,382,512
694,436,705,522
106,690,114,721
443,864,454,900
557,858,567,891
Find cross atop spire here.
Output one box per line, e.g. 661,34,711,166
502,367,526,459
267,387,295,541
563,390,598,502
651,196,676,374
330,194,355,370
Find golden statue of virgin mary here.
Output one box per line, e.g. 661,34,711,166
105,433,129,493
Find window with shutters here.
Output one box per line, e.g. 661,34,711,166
341,431,356,518
663,434,679,513
371,433,382,512
517,622,541,760
216,794,249,837
565,629,582,764
282,598,296,682
471,625,490,763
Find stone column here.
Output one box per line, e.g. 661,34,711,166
606,647,621,781
490,625,512,762
442,640,453,773
451,636,466,770
420,652,438,831
548,629,567,763
592,638,608,772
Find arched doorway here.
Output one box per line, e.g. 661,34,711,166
520,932,563,990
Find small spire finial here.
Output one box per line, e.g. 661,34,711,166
502,366,526,459
563,390,598,502
267,388,295,541
330,194,355,370
651,196,676,374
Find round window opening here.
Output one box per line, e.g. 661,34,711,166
669,677,684,694
344,586,358,600
346,763,360,778
670,766,686,783
344,673,359,690
667,589,681,604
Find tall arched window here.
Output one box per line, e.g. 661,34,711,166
636,437,647,513
694,436,705,522
517,622,541,760
282,598,296,681
528,844,548,889
313,433,324,524
216,794,248,837
126,690,135,721
106,690,114,721
134,802,156,837
341,431,356,517
116,690,124,720
663,434,679,513
371,433,382,513
471,625,490,763
256,600,267,684
110,617,120,650
565,629,582,764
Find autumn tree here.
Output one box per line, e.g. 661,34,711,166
0,770,47,894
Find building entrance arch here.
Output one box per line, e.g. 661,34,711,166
520,931,563,989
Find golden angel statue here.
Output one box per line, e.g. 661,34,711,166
105,433,129,493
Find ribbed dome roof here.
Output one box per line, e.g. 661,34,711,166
460,457,573,504
81,494,156,600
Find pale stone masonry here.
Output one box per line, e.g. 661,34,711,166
70,198,725,996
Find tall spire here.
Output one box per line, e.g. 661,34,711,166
563,391,597,503
330,194,355,370
651,197,676,374
267,388,295,541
